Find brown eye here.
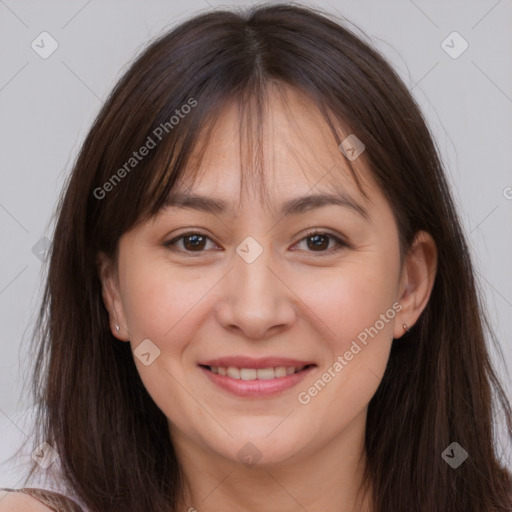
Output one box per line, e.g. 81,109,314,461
294,230,348,255
165,232,214,252
165,230,348,256
306,233,330,251
184,234,207,251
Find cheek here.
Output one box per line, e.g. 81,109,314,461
118,259,209,426
294,250,400,421
303,258,398,350
120,258,207,343
295,272,397,433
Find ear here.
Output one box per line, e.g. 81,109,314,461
394,230,438,339
97,252,130,342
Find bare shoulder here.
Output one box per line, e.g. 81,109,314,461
0,490,53,511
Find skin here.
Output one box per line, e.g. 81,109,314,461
0,491,54,511
97,85,438,512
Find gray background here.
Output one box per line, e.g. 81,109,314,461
1,0,511,471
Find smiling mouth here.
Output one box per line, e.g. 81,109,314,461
199,364,316,380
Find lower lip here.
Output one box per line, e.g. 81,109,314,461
199,365,316,398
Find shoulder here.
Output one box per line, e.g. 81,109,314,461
0,490,53,511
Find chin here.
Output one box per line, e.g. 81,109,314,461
216,429,307,467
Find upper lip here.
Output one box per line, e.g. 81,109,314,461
199,356,316,369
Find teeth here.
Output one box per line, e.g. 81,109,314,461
227,367,240,379
240,368,257,380
275,367,287,378
209,365,306,380
257,368,275,380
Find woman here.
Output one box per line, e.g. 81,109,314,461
1,3,511,511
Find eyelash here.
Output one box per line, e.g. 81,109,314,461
164,229,350,257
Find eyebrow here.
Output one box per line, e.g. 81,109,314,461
164,191,370,221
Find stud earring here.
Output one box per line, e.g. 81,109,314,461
115,324,120,332
403,323,410,333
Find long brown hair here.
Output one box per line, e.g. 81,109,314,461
22,4,511,511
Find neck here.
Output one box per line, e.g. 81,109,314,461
172,409,373,512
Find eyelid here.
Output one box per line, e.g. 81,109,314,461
294,228,351,254
164,230,220,254
164,228,351,255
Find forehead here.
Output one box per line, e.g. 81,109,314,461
169,83,377,217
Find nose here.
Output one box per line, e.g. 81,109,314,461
215,242,296,340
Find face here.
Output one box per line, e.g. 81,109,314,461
100,85,421,469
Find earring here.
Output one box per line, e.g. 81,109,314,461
115,324,120,332
403,323,410,333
